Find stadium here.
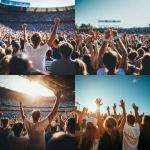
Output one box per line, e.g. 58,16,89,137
0,0,75,32
0,75,75,119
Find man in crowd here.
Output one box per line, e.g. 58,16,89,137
19,90,61,150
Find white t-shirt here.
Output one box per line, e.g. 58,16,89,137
8,133,29,150
97,67,125,75
24,117,49,150
24,43,49,71
123,123,140,150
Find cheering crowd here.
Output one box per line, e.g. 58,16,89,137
75,26,150,75
0,17,75,75
0,90,75,150
75,99,150,150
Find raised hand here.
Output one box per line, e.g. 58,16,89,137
19,101,22,107
107,106,110,111
113,103,117,109
132,103,138,111
54,18,60,24
111,29,118,37
119,100,125,108
22,24,27,29
54,90,62,99
96,98,103,107
104,29,111,39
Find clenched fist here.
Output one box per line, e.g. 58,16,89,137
22,24,27,29
54,18,60,24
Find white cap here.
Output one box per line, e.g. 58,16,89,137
51,121,56,127
82,116,88,120
86,117,97,126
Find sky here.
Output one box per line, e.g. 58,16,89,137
0,76,55,97
75,0,150,28
75,76,150,115
6,0,75,7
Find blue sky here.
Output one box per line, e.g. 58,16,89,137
0,76,54,97
75,76,150,115
75,0,150,28
6,0,75,7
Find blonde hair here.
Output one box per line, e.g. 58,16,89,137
75,59,88,75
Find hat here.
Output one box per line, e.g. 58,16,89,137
82,116,88,121
86,117,97,126
12,41,21,49
51,121,57,127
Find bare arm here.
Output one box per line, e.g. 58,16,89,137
97,29,111,68
113,103,118,121
118,100,126,135
106,106,111,116
111,30,128,72
96,98,105,136
19,101,25,120
47,90,61,123
22,24,27,43
78,107,86,124
132,104,142,131
47,18,60,47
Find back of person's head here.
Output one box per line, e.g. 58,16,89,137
5,47,12,55
137,48,145,58
46,49,52,58
75,59,88,75
128,50,138,61
71,40,76,51
80,122,96,150
137,42,142,49
9,52,30,75
12,41,21,55
54,38,60,45
59,42,73,58
1,118,9,128
127,114,135,125
127,47,132,54
0,47,6,60
31,109,40,122
12,122,23,137
31,32,41,47
141,53,150,75
83,54,91,65
66,118,75,135
104,116,117,149
103,52,118,73
46,132,75,150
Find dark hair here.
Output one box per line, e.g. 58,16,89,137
46,49,52,57
103,52,118,73
1,118,9,127
5,47,12,55
141,53,150,75
12,122,23,136
137,48,145,58
31,32,41,47
127,114,135,125
128,50,138,61
9,52,29,75
59,42,73,58
66,118,75,134
54,39,60,45
46,132,75,150
31,110,40,122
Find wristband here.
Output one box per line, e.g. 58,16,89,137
103,39,108,42
115,36,119,40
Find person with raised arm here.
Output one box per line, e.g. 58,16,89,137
96,99,126,150
19,90,61,150
97,29,128,75
122,104,141,150
22,18,60,71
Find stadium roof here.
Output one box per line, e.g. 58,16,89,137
26,5,75,12
0,4,74,12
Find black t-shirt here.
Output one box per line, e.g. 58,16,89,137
138,126,150,150
98,131,120,150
